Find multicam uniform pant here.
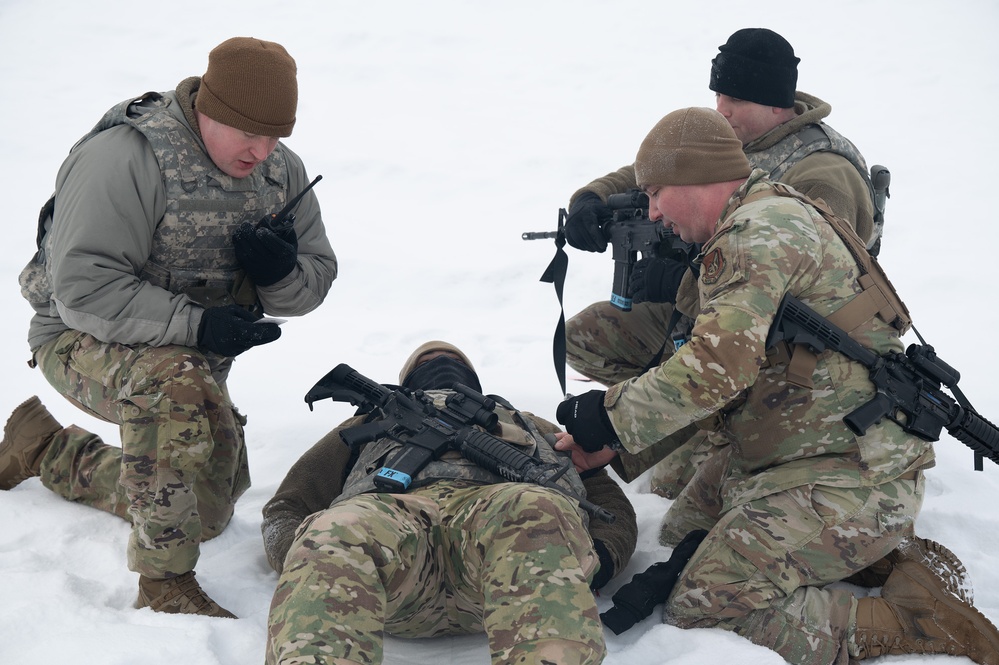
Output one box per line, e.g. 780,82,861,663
663,449,925,665
32,330,249,578
565,299,712,502
267,480,606,665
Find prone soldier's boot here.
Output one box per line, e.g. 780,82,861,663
0,396,62,490
853,560,999,663
843,536,973,604
135,571,237,619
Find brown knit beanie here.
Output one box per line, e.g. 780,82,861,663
634,107,751,187
197,37,298,137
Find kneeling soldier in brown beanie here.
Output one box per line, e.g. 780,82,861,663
555,107,999,664
2,37,338,617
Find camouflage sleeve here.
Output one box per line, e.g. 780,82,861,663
568,164,638,207
609,423,702,482
782,151,875,245
581,468,637,588
260,418,361,573
604,196,820,454
255,145,339,318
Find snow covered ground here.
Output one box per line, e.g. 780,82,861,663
0,1,997,663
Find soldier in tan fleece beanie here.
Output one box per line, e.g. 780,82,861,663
634,107,751,244
635,107,751,188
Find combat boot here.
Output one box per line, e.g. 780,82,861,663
0,396,62,490
843,537,973,604
853,560,999,663
135,571,237,618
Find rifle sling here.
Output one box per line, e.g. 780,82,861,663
540,209,570,396
741,183,912,389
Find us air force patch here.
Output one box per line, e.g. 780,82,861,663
701,247,726,285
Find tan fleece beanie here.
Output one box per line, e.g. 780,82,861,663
197,37,298,137
398,341,477,385
635,107,751,187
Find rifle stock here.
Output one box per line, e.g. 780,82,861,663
767,294,999,468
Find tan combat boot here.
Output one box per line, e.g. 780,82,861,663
135,571,237,619
0,396,62,490
853,560,999,663
843,537,973,604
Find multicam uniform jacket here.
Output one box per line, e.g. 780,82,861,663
605,170,933,512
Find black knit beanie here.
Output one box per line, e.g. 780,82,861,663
708,28,800,108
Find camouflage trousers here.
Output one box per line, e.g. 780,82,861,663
565,300,705,499
267,480,606,665
33,330,250,578
664,463,925,665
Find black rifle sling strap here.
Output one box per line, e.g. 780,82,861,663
744,182,912,389
540,208,570,396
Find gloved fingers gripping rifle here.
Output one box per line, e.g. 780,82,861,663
563,192,612,253
766,294,999,470
523,189,694,312
304,363,615,522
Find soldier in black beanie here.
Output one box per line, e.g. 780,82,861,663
709,27,800,109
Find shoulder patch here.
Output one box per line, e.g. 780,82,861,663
701,247,726,285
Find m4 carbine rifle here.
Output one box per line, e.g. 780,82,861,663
766,294,999,470
303,363,615,522
523,189,694,311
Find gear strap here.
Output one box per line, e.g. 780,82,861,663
539,208,570,396
744,182,912,388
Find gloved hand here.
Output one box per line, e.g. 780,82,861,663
232,221,298,286
197,305,281,357
555,390,618,452
599,529,708,635
589,539,615,591
629,256,687,304
564,192,611,253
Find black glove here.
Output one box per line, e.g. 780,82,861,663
629,256,687,305
589,539,615,591
197,305,281,357
555,390,618,452
564,192,611,253
599,529,708,635
232,221,298,286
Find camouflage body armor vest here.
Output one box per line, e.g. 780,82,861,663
751,122,880,249
750,122,874,204
335,390,589,515
20,91,288,314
